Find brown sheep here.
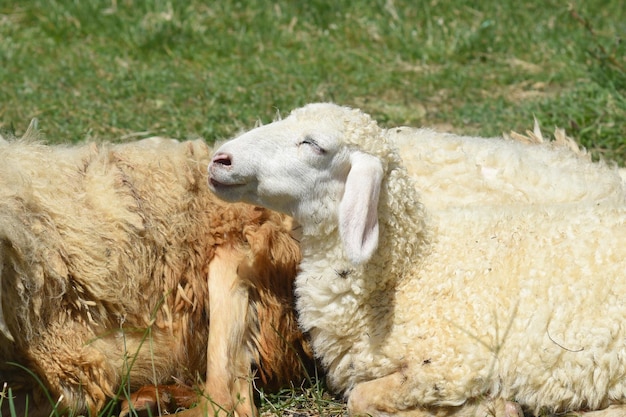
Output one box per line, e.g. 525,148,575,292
0,125,312,417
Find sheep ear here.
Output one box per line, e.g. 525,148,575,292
339,151,383,265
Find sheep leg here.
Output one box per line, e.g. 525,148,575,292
179,245,255,417
347,372,521,417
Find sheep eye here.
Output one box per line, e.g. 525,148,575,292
300,136,326,155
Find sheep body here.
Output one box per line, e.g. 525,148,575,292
0,131,310,416
209,103,626,416
388,125,625,208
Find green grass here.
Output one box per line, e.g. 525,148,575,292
1,0,624,159
0,1,624,416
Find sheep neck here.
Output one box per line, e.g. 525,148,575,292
293,166,429,391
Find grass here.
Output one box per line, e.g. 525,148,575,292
0,1,624,416
0,0,624,159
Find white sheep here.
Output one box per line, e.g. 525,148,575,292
0,127,312,417
208,103,626,417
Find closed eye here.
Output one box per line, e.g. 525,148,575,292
300,136,326,155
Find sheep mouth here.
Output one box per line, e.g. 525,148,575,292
209,177,246,190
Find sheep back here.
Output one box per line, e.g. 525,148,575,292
387,126,625,208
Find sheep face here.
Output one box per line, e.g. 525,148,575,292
209,103,384,264
209,106,349,215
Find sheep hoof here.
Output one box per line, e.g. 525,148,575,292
119,384,197,417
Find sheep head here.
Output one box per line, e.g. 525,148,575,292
208,103,388,265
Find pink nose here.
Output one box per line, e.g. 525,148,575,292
211,152,232,167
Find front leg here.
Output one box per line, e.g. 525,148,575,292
348,372,522,417
180,245,255,417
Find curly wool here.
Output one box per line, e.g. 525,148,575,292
307,106,626,415
388,124,625,209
